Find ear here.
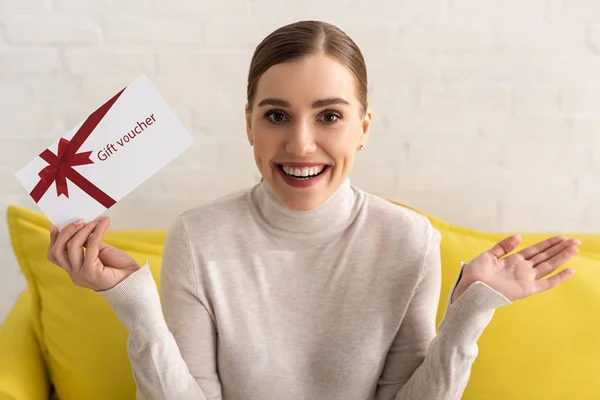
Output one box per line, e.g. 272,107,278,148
359,108,373,149
245,103,253,144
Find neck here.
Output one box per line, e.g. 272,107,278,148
249,179,358,237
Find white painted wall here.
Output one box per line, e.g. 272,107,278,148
2,0,599,321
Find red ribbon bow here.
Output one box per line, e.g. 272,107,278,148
30,88,126,209
37,137,94,198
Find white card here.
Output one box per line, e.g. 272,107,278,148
15,74,194,230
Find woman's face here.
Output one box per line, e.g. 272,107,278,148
246,54,372,211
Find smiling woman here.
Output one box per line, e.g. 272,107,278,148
45,19,580,400
245,38,372,210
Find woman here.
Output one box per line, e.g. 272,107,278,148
47,20,579,400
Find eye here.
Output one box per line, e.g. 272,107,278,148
319,110,342,125
264,110,288,124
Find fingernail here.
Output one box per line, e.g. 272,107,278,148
574,239,582,245
93,215,104,222
73,218,84,227
50,224,56,233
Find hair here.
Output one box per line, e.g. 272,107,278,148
246,20,368,115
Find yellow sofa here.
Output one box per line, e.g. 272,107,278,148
2,203,599,400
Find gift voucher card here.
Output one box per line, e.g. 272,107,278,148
15,74,194,230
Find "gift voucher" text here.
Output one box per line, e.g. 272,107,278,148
96,113,157,161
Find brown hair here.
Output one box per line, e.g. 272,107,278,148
246,20,368,115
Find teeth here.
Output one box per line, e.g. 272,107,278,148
281,165,325,178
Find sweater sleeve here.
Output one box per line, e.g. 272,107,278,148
98,216,222,400
375,224,512,400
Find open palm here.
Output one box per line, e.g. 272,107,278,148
452,235,580,303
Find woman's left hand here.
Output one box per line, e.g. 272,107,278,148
451,235,580,304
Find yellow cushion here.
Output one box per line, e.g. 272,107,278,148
389,200,600,399
7,204,166,400
7,202,600,400
0,290,51,400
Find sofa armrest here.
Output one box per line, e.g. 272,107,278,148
0,289,51,400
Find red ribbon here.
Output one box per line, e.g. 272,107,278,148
30,88,126,209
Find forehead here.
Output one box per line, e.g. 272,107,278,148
254,54,358,106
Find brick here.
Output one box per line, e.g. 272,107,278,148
0,0,53,18
0,109,65,136
420,84,510,117
342,22,400,56
0,78,31,105
395,22,493,53
570,117,600,144
55,0,148,12
494,21,585,53
201,17,275,50
496,197,585,233
398,191,499,232
5,17,102,44
80,75,137,103
478,117,571,140
0,47,61,73
1,136,60,166
441,54,600,84
299,0,448,22
103,16,203,45
560,86,600,116
146,0,248,14
218,139,256,168
167,134,220,169
512,85,560,117
563,1,600,19
493,139,592,172
350,162,399,200
391,114,479,139
405,137,502,169
189,80,246,138
449,0,546,21
157,49,249,80
369,83,415,119
587,22,600,53
63,47,155,76
28,74,80,104
103,195,202,230
367,54,443,85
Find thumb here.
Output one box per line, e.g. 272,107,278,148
487,234,522,259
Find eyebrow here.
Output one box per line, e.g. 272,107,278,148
257,97,351,108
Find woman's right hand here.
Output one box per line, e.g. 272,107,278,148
47,216,141,292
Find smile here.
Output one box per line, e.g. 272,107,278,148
277,164,329,180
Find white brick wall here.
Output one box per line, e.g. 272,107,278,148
1,0,599,321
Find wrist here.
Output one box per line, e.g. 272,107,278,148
451,278,475,304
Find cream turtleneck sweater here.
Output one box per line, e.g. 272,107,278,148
100,179,511,400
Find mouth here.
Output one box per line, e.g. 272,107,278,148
275,164,330,181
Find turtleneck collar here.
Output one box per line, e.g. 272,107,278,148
248,178,360,238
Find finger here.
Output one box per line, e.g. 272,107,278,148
515,235,568,261
82,216,110,272
533,268,576,294
487,234,522,259
529,238,580,267
51,219,85,272
66,220,100,273
534,245,579,280
47,224,60,263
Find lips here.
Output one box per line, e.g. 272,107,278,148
274,162,331,188
278,164,328,179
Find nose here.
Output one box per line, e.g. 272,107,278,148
285,120,317,156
